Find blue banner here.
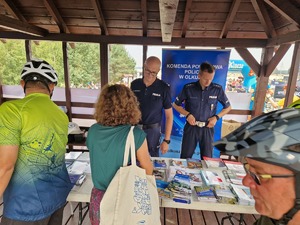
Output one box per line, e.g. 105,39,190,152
228,59,256,91
228,59,248,72
161,49,231,159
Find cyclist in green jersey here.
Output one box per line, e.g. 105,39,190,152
0,59,72,225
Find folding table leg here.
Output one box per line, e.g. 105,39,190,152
78,202,90,225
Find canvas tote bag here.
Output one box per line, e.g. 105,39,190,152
100,126,161,225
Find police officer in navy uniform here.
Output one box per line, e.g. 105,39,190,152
173,62,231,159
131,56,173,157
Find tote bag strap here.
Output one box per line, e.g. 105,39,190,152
123,126,136,166
129,126,136,164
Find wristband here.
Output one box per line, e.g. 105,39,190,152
163,139,171,144
214,115,220,120
186,113,192,119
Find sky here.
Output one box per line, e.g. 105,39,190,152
125,45,294,70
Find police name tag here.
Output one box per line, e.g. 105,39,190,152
209,96,217,99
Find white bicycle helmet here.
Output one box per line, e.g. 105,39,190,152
214,108,300,224
21,59,58,84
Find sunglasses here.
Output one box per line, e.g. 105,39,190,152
243,163,295,185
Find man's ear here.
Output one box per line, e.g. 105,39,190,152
20,80,25,87
49,83,55,93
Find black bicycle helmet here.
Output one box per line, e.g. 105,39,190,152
214,108,300,224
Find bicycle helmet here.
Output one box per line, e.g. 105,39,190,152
21,59,58,84
214,108,300,224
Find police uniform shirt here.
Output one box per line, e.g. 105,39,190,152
174,81,230,122
131,78,172,125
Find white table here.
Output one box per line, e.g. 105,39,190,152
67,174,93,225
66,159,258,225
67,174,93,203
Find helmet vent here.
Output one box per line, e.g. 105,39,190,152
45,72,54,78
41,66,49,70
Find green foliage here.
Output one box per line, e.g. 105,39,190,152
0,41,136,87
31,41,65,86
109,45,136,83
0,40,26,85
68,43,100,88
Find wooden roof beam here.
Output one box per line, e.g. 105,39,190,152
251,0,276,38
220,0,241,38
0,32,268,47
141,0,148,36
43,0,75,48
264,0,300,27
159,0,179,42
0,0,26,21
267,30,300,47
90,0,109,35
44,0,68,33
235,48,261,75
284,42,300,107
265,44,291,77
0,15,48,36
1,0,40,45
181,0,193,38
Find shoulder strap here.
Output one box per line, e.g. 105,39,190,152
129,126,136,165
123,126,136,166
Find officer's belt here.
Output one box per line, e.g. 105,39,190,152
195,121,206,127
137,122,161,130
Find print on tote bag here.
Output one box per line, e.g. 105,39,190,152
133,176,152,214
99,126,161,225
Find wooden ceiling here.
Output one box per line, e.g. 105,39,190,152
0,0,299,47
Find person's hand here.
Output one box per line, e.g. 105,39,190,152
207,116,217,128
186,114,196,126
160,141,169,154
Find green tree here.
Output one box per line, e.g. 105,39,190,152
31,41,65,86
109,45,136,83
68,43,100,88
0,41,136,87
0,40,26,85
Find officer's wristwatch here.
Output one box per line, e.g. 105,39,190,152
163,139,171,144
